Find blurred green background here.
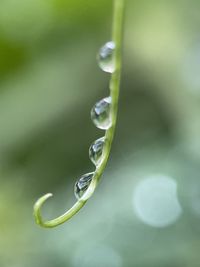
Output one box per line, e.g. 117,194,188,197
1,0,200,266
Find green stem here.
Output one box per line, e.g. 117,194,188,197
33,0,125,228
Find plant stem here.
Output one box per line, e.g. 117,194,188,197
33,0,125,228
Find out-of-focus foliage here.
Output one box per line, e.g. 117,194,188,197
1,1,200,266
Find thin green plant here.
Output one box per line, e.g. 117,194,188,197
34,0,125,228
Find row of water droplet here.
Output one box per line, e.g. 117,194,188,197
74,41,116,200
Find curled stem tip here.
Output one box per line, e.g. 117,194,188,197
33,0,125,228
34,193,86,228
33,193,53,226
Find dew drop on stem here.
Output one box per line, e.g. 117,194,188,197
89,137,106,166
91,97,112,130
74,172,94,200
97,41,116,73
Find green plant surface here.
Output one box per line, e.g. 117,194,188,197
1,1,200,267
33,0,125,228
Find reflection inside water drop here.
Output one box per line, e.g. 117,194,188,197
74,172,94,200
91,97,112,130
89,137,105,166
97,41,116,73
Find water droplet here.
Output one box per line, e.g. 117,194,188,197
74,172,94,200
97,41,116,73
89,137,105,166
91,97,112,130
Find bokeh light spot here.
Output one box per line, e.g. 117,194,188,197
132,174,182,228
